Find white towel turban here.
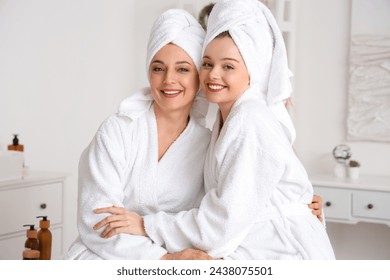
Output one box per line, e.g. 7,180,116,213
119,9,208,126
146,9,205,72
204,0,296,143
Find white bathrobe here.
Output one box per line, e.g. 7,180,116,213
64,103,210,260
144,91,335,259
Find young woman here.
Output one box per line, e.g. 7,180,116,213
97,0,334,259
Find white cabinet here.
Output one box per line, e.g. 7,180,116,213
311,174,390,227
0,171,66,260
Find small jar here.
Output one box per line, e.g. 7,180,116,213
23,249,40,260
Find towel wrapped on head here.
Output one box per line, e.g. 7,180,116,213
146,9,205,72
204,0,296,143
119,9,208,126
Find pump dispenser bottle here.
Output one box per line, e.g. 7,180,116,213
23,224,39,250
8,134,24,151
36,216,52,260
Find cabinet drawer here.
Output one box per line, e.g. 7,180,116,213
0,183,63,236
313,186,351,220
352,190,390,221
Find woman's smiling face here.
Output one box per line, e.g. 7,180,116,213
149,43,199,114
200,35,250,111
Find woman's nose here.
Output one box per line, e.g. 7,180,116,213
163,69,176,84
209,67,220,80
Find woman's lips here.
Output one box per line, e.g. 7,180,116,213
160,89,182,98
207,83,226,92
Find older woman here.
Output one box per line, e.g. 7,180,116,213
64,9,211,260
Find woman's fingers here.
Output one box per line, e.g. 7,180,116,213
92,206,146,237
93,205,124,214
312,195,323,208
308,195,324,223
309,195,323,211
308,202,319,210
99,220,128,238
94,215,120,231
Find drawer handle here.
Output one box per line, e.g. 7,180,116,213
40,203,47,209
367,203,374,209
325,201,332,207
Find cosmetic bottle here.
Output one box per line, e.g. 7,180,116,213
8,134,24,152
36,216,52,260
23,224,39,250
22,249,40,260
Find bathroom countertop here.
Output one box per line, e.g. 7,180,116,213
309,173,390,192
0,170,69,189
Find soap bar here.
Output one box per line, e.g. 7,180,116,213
0,151,24,181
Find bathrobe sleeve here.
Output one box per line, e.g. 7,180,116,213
77,116,167,259
144,134,286,258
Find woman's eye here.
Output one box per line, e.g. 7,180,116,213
202,62,212,68
178,67,189,73
152,67,164,72
224,65,234,70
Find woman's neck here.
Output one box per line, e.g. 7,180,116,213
217,90,247,125
218,102,234,124
153,104,190,131
153,104,190,161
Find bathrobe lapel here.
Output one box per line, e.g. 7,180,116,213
204,112,221,193
136,107,159,213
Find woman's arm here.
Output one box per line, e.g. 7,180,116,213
76,118,167,259
141,137,284,258
92,207,216,260
93,194,324,239
161,248,216,260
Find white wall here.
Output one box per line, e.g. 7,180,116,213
293,0,390,259
0,0,136,253
293,0,390,176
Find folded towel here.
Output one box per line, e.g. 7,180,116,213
204,0,296,143
121,9,208,125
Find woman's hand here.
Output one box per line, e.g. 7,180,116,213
308,194,323,222
93,206,147,238
161,248,216,260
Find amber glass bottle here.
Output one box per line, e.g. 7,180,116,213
37,216,52,260
23,224,39,250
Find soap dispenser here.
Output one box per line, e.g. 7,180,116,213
23,224,39,250
8,134,24,152
36,216,52,260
